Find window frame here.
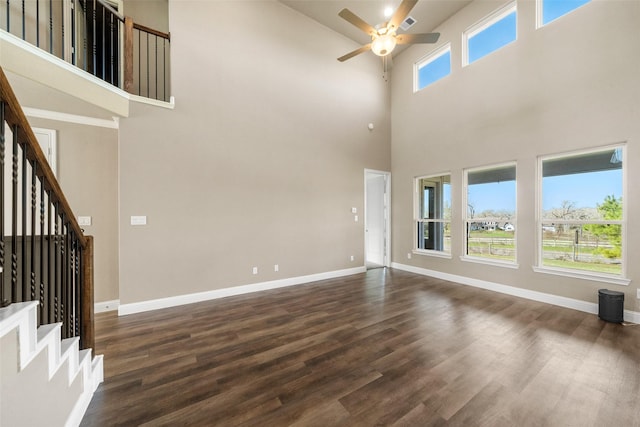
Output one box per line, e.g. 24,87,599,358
414,43,451,92
534,144,629,285
413,173,452,258
462,161,518,268
536,0,591,28
462,1,517,67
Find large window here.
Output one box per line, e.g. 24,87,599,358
415,44,451,91
538,0,591,27
464,163,517,265
537,146,625,281
415,174,451,255
463,2,517,66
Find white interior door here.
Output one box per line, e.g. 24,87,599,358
365,170,390,268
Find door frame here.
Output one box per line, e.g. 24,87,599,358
364,169,391,268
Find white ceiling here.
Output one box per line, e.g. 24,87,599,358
280,0,472,58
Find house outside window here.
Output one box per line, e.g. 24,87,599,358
415,174,451,256
536,145,626,282
464,163,517,265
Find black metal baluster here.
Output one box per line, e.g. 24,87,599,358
47,194,53,323
61,0,64,60
71,0,76,65
21,144,27,301
0,102,5,307
53,204,59,323
81,0,87,71
49,0,53,54
31,161,37,308
39,177,45,323
146,32,149,97
6,0,9,33
21,0,25,40
137,29,141,96
109,13,114,84
163,38,167,101
155,35,158,100
76,242,82,349
92,0,96,76
36,0,40,47
101,4,105,80
11,126,18,303
73,234,79,337
64,222,70,337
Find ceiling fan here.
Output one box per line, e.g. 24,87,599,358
337,0,440,64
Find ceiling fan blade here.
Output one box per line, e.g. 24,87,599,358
337,44,372,62
396,32,441,45
339,8,377,37
388,0,418,31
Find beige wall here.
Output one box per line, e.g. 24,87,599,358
26,117,120,303
123,0,169,33
117,1,391,304
390,1,640,309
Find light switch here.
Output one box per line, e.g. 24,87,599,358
351,207,357,214
78,216,92,226
131,216,147,226
354,215,358,222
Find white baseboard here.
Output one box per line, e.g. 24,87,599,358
391,262,640,324
118,266,367,316
94,300,119,313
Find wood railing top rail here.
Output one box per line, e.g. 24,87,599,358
133,22,170,41
96,0,125,22
0,67,87,247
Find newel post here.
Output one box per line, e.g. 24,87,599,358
124,16,134,94
80,235,95,351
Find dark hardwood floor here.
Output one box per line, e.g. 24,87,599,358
81,268,640,426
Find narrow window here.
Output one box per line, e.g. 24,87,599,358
538,0,591,27
464,163,517,265
538,146,625,279
415,174,451,255
415,44,451,91
463,2,517,66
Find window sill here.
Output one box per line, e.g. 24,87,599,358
460,255,519,269
532,266,631,286
413,249,452,259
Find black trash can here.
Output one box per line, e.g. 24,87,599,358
598,289,624,323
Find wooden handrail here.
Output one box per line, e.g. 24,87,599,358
0,67,86,247
133,22,171,41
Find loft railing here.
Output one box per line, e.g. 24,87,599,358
0,0,171,102
0,66,95,350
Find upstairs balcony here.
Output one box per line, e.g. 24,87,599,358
0,0,171,116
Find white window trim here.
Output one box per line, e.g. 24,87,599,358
414,173,452,256
463,161,518,267
414,43,451,93
462,1,517,67
535,143,627,282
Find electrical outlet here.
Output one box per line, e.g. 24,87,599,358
274,264,279,272
350,255,354,261
407,253,412,259
252,267,258,275
637,289,640,299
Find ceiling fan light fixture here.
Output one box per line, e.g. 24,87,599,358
371,33,397,57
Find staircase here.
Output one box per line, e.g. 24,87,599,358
0,301,103,427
